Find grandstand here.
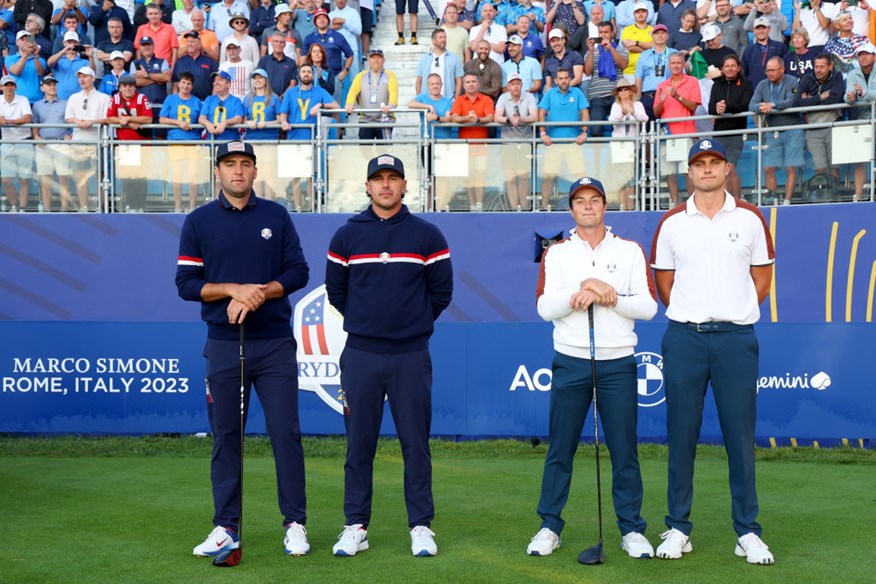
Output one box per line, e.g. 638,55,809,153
0,0,874,212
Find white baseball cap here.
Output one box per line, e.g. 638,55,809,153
76,66,96,77
701,24,720,42
506,72,523,84
856,42,876,55
63,30,80,43
109,50,126,61
548,29,565,41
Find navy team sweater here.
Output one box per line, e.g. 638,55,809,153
325,205,453,353
175,192,310,340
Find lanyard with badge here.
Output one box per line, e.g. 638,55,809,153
366,70,384,104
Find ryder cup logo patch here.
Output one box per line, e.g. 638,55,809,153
380,252,390,263
728,231,739,242
261,228,272,240
294,285,347,414
700,139,712,150
579,178,591,186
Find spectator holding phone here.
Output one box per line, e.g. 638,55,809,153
48,31,96,100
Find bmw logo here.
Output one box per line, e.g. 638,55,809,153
636,351,665,408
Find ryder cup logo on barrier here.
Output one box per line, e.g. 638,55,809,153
294,285,347,414
636,351,665,408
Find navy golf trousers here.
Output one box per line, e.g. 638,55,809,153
662,321,761,537
340,346,434,529
205,336,306,530
536,352,647,536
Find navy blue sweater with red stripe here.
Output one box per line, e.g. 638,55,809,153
175,192,309,340
325,205,453,353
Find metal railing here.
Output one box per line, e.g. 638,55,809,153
1,102,873,213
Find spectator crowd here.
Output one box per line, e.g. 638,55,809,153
1,0,875,211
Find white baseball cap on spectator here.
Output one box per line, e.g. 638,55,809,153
64,30,80,42
856,42,876,55
753,16,770,28
16,30,31,41
109,51,126,61
76,66,96,77
548,29,565,41
1,75,17,86
506,72,522,84
701,24,720,42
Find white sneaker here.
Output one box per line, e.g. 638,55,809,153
284,522,310,556
410,525,438,557
333,524,369,557
735,533,775,565
655,528,692,559
621,532,654,559
527,527,561,556
782,199,791,206
192,526,239,557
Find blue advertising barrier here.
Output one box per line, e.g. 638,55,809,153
0,204,874,442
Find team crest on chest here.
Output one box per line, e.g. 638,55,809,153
261,228,273,240
380,252,390,263
727,231,739,242
606,263,617,273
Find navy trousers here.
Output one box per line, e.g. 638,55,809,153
205,336,306,530
340,346,434,528
662,321,761,537
536,352,647,536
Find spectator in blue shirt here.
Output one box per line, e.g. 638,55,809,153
88,0,134,44
31,75,73,212
244,68,282,200
159,71,205,212
408,72,454,139
172,30,217,100
257,30,298,99
302,8,353,100
0,0,17,46
199,70,246,141
538,67,590,210
501,34,542,94
278,63,339,211
6,30,48,102
48,31,95,100
513,13,545,60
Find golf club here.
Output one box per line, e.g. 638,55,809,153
578,304,605,565
213,323,246,567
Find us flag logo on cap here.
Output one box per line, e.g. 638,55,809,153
228,142,246,152
378,155,395,165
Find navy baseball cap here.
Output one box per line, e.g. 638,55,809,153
367,154,405,179
215,141,257,164
139,36,154,45
688,138,727,164
568,177,606,202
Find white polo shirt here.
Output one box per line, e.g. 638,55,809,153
0,94,33,141
65,88,112,142
537,227,658,360
650,193,775,325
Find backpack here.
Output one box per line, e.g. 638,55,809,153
803,173,840,203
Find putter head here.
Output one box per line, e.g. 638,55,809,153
578,543,605,565
212,547,242,567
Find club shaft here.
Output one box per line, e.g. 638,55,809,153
588,304,603,544
239,323,245,544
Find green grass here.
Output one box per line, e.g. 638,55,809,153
2,437,873,584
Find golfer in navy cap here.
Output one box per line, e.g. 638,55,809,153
176,140,312,560
650,138,776,564
529,176,658,558
325,153,453,558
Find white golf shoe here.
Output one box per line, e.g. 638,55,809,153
527,527,561,556
621,532,654,558
735,533,775,565
193,526,239,557
284,522,310,556
333,524,369,557
656,528,692,559
410,525,438,557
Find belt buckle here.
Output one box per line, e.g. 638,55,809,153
695,322,708,333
